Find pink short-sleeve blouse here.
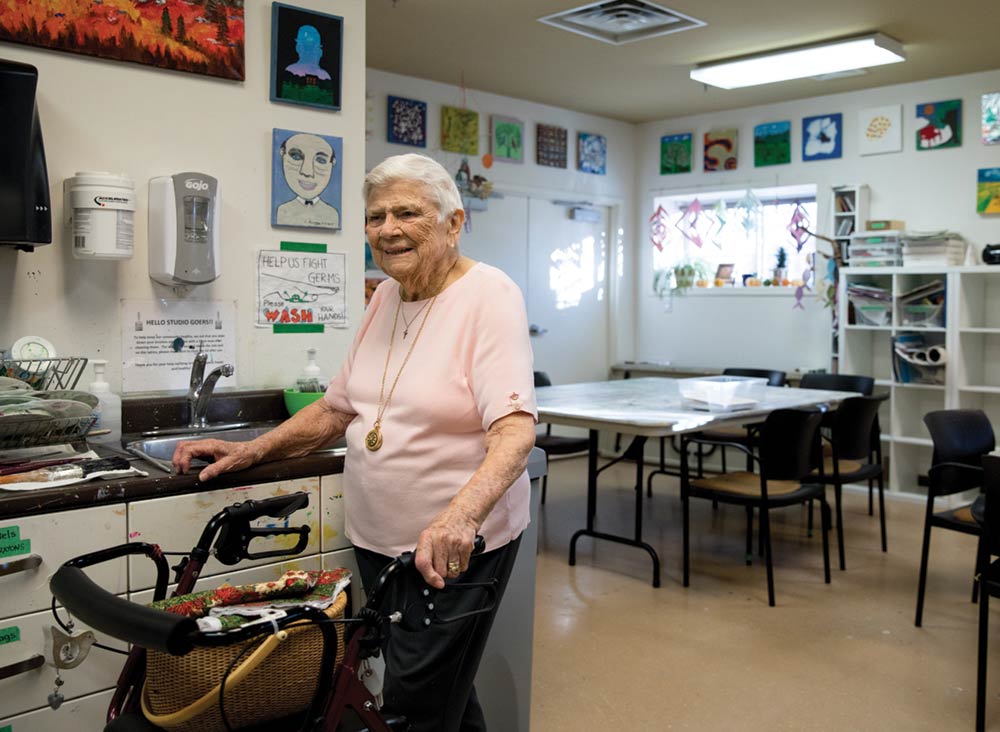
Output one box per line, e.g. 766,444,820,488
325,263,537,557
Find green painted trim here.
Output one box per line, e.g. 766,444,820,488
280,242,327,253
273,324,325,334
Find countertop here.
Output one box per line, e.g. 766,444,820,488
0,448,345,520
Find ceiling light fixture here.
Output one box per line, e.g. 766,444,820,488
690,33,905,90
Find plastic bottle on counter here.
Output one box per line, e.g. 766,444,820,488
88,359,122,446
296,347,325,392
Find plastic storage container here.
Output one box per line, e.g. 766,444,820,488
900,303,945,328
678,375,768,412
849,295,892,326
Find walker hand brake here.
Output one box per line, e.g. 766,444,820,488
213,522,311,565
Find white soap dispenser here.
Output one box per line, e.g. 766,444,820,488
296,348,324,392
88,359,122,446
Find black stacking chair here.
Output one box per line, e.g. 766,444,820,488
694,368,787,475
976,455,1000,732
812,395,889,570
915,409,996,627
533,371,589,504
680,407,831,607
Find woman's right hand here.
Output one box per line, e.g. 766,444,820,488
172,439,260,482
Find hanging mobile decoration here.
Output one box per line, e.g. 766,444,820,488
648,205,670,251
787,202,811,252
736,189,762,234
709,199,728,249
793,265,811,310
674,197,705,248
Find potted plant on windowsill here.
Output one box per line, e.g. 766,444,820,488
653,260,712,297
773,246,788,285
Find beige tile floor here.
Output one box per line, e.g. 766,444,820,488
529,456,995,731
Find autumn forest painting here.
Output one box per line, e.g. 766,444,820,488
0,0,245,81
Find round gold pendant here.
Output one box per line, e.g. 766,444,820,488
365,426,383,451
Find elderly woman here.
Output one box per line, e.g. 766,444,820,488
173,153,537,731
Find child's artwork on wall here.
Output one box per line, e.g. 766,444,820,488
536,124,568,168
270,3,342,111
491,116,524,163
982,94,1000,144
0,0,245,80
441,106,479,155
387,95,427,147
916,99,961,150
802,114,842,161
578,132,607,175
271,128,342,231
704,129,738,171
753,122,791,167
858,105,902,156
660,133,692,174
977,168,1000,213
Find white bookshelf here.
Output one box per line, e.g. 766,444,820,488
838,265,1000,496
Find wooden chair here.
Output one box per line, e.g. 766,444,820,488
680,407,831,607
915,409,995,627
533,371,588,504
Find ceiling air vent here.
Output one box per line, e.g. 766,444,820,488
539,0,706,45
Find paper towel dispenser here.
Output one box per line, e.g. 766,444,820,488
0,58,52,252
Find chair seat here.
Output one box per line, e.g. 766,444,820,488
691,471,809,500
930,502,982,535
812,457,882,483
698,424,755,444
535,434,589,456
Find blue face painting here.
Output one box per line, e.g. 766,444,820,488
286,25,331,80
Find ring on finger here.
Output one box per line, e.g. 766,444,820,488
447,559,460,574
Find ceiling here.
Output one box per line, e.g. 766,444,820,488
366,0,1000,124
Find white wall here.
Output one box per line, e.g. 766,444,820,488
0,0,366,393
366,68,638,364
636,68,1000,372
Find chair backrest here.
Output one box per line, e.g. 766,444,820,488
722,367,787,387
924,409,996,495
534,371,552,388
983,455,1000,557
831,395,887,461
799,372,875,396
758,407,824,481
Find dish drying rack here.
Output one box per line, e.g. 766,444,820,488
0,357,95,450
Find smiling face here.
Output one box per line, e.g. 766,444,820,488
281,133,334,200
364,179,464,299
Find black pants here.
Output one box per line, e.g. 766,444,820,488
353,536,521,732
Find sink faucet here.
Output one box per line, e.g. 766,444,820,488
187,351,234,428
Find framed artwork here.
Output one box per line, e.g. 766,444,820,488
704,128,738,171
0,1,245,80
441,106,479,155
271,128,343,231
270,3,343,111
491,116,524,163
977,168,1000,214
660,133,692,174
387,95,427,147
578,132,607,175
802,114,842,161
536,124,568,168
858,105,902,156
983,94,1000,144
753,122,791,167
916,99,961,150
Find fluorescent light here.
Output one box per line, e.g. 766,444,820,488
690,33,905,89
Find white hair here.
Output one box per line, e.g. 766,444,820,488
363,154,463,221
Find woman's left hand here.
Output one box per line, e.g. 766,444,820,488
415,508,479,589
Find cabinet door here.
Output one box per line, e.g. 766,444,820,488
0,689,114,731
129,555,322,604
320,474,349,552
0,506,126,620
0,607,126,719
128,478,321,591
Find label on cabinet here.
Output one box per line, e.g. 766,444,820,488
0,526,30,558
0,626,19,645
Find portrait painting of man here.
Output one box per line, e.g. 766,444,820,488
270,3,343,111
272,128,343,230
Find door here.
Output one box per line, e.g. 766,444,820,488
457,194,529,296
527,199,610,385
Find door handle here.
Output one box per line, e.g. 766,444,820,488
529,324,548,337
0,554,42,577
0,654,44,681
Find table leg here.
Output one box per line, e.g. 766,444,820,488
569,432,661,588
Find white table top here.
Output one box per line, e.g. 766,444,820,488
535,377,858,437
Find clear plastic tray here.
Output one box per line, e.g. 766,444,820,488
678,376,767,412
900,303,945,328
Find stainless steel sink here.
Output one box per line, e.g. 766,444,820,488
125,422,347,473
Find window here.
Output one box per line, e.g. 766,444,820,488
651,184,817,287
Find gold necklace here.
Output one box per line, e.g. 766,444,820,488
365,292,439,451
400,299,431,339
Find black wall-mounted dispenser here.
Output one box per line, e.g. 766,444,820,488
0,58,52,252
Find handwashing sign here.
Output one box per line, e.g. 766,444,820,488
121,299,237,393
256,245,347,330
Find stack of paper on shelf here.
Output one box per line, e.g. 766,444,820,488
891,333,946,384
901,231,966,267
